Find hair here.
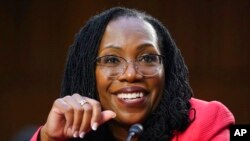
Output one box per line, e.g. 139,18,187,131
62,7,193,141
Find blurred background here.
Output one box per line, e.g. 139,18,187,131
0,0,249,140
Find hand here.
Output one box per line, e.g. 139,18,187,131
40,93,116,141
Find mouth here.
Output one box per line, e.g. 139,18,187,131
113,86,148,105
117,92,144,100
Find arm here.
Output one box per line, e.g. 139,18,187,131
207,101,235,141
171,99,235,141
210,128,231,141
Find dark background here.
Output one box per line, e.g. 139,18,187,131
1,0,249,140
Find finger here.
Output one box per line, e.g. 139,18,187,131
99,110,117,124
52,98,74,137
72,94,102,131
63,96,84,137
79,102,93,135
84,97,102,131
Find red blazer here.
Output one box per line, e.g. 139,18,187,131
171,98,235,141
31,98,235,141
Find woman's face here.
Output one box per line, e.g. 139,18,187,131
95,17,165,125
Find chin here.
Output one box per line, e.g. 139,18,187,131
113,112,147,127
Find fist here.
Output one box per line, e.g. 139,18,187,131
40,93,116,140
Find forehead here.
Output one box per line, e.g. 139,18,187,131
107,16,156,36
99,17,158,51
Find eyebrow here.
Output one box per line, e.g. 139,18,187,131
102,45,122,50
102,43,156,51
136,43,156,52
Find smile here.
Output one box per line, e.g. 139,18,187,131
117,92,144,100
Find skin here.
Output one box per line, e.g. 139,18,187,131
96,17,165,140
39,17,164,141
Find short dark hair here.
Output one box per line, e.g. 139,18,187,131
62,7,193,141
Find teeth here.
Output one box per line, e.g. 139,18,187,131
117,92,144,99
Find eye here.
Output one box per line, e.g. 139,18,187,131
104,56,120,63
138,54,158,64
98,55,122,66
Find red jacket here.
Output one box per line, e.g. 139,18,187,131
171,98,235,141
31,98,235,141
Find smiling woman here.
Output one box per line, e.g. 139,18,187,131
96,17,165,128
30,7,235,141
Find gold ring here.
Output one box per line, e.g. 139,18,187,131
79,99,88,106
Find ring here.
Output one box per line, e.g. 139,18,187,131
79,99,88,106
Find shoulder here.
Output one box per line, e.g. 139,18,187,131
171,98,235,141
189,98,235,124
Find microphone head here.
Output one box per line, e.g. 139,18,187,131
129,123,143,135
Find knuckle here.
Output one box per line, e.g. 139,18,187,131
73,122,81,130
80,125,89,133
72,93,80,97
92,101,101,107
65,106,73,113
54,98,66,107
54,98,62,105
83,105,93,113
64,95,71,99
75,106,84,113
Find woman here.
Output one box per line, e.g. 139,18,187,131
31,7,235,141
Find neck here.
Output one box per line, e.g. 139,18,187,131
109,122,139,141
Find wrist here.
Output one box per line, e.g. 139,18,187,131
39,126,51,141
39,126,67,141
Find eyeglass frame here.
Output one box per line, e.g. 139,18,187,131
95,54,165,77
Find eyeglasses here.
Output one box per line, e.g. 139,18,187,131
96,54,164,77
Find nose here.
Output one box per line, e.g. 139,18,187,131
117,62,143,82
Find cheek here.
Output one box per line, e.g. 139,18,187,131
96,68,106,94
150,72,165,109
151,78,164,98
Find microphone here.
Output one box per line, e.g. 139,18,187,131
126,123,143,141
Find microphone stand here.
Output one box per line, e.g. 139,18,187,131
126,132,135,141
125,124,143,141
